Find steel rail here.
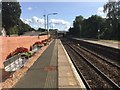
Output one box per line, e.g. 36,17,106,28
66,43,120,89
74,44,120,69
65,45,91,90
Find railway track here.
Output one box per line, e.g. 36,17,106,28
70,38,120,62
61,38,120,89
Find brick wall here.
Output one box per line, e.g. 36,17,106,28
0,35,48,68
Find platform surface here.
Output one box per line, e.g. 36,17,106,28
58,39,85,89
74,38,119,49
13,39,58,88
11,39,84,89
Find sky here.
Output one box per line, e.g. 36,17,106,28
19,2,108,31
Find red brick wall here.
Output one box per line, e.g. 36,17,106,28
0,35,48,68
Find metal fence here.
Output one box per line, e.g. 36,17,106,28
3,45,42,72
32,45,42,53
3,53,27,72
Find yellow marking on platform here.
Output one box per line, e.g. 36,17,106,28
69,82,75,86
67,73,71,75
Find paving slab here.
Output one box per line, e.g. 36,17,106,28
59,77,77,87
7,39,86,89
58,39,85,88
12,39,58,88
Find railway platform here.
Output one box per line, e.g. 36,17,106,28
58,39,85,88
10,39,85,89
74,38,119,49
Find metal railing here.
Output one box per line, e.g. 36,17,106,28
32,45,42,53
3,53,27,72
4,45,43,72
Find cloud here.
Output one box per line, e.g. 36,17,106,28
17,0,108,2
97,7,106,18
50,19,70,25
21,16,44,29
32,16,44,24
21,16,71,31
20,18,32,25
27,7,32,10
49,19,72,31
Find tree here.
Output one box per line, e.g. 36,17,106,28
69,15,106,39
2,1,21,36
37,28,46,32
72,15,84,37
0,2,2,30
18,19,35,35
81,15,105,38
103,1,120,40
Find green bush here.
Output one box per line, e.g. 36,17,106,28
21,51,32,59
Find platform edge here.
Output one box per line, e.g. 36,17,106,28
59,40,86,89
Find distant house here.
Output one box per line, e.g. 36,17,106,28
0,28,2,35
1,27,6,36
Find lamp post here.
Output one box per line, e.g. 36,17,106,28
43,14,46,30
47,13,57,37
98,29,100,40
